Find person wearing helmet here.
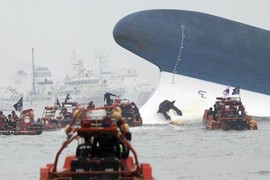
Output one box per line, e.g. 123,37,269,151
111,106,131,159
11,110,19,124
87,101,95,108
116,119,131,140
207,107,215,120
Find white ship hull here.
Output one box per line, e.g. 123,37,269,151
140,72,270,124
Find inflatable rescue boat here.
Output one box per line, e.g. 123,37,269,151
40,105,153,180
0,109,43,135
203,97,257,130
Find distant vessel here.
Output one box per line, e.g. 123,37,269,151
27,66,54,102
98,57,155,106
113,9,270,123
54,53,154,106
0,50,155,114
0,49,54,112
53,55,103,104
0,87,22,111
53,51,155,107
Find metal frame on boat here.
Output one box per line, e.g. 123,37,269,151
40,106,61,131
40,105,153,180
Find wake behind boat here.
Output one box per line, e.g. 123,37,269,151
113,9,270,122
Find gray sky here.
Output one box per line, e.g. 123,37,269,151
1,0,270,87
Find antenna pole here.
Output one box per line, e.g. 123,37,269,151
32,48,36,94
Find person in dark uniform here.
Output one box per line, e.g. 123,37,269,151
0,111,7,129
207,107,215,119
157,100,182,120
104,92,117,106
11,110,19,124
87,101,95,108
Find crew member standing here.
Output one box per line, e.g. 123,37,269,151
104,92,117,106
87,101,95,108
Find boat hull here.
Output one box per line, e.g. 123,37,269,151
40,155,152,180
0,124,43,135
113,9,270,121
0,129,42,135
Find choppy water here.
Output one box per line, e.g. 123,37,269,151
0,119,270,180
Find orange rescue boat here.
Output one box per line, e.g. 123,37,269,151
203,97,257,130
40,105,153,180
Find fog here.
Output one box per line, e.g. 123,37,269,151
0,0,269,88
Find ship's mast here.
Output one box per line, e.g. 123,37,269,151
95,51,108,77
95,51,108,91
32,48,37,94
70,50,85,79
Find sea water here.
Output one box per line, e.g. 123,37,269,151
0,119,270,180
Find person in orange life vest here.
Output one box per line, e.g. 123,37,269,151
111,106,131,140
111,106,131,159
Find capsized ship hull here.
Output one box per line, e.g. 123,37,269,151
138,72,270,124
113,9,270,122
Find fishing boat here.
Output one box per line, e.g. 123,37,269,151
39,106,153,180
203,97,257,130
0,109,43,135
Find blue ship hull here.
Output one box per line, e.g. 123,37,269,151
113,9,270,96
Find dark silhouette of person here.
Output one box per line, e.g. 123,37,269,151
157,100,182,120
104,92,117,106
0,111,7,130
11,110,19,124
87,101,95,108
207,107,215,120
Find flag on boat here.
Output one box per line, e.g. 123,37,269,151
223,87,230,97
232,86,240,95
64,93,71,103
13,97,23,112
54,97,61,110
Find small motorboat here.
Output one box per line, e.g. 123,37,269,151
40,105,153,180
0,109,43,135
203,97,258,130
